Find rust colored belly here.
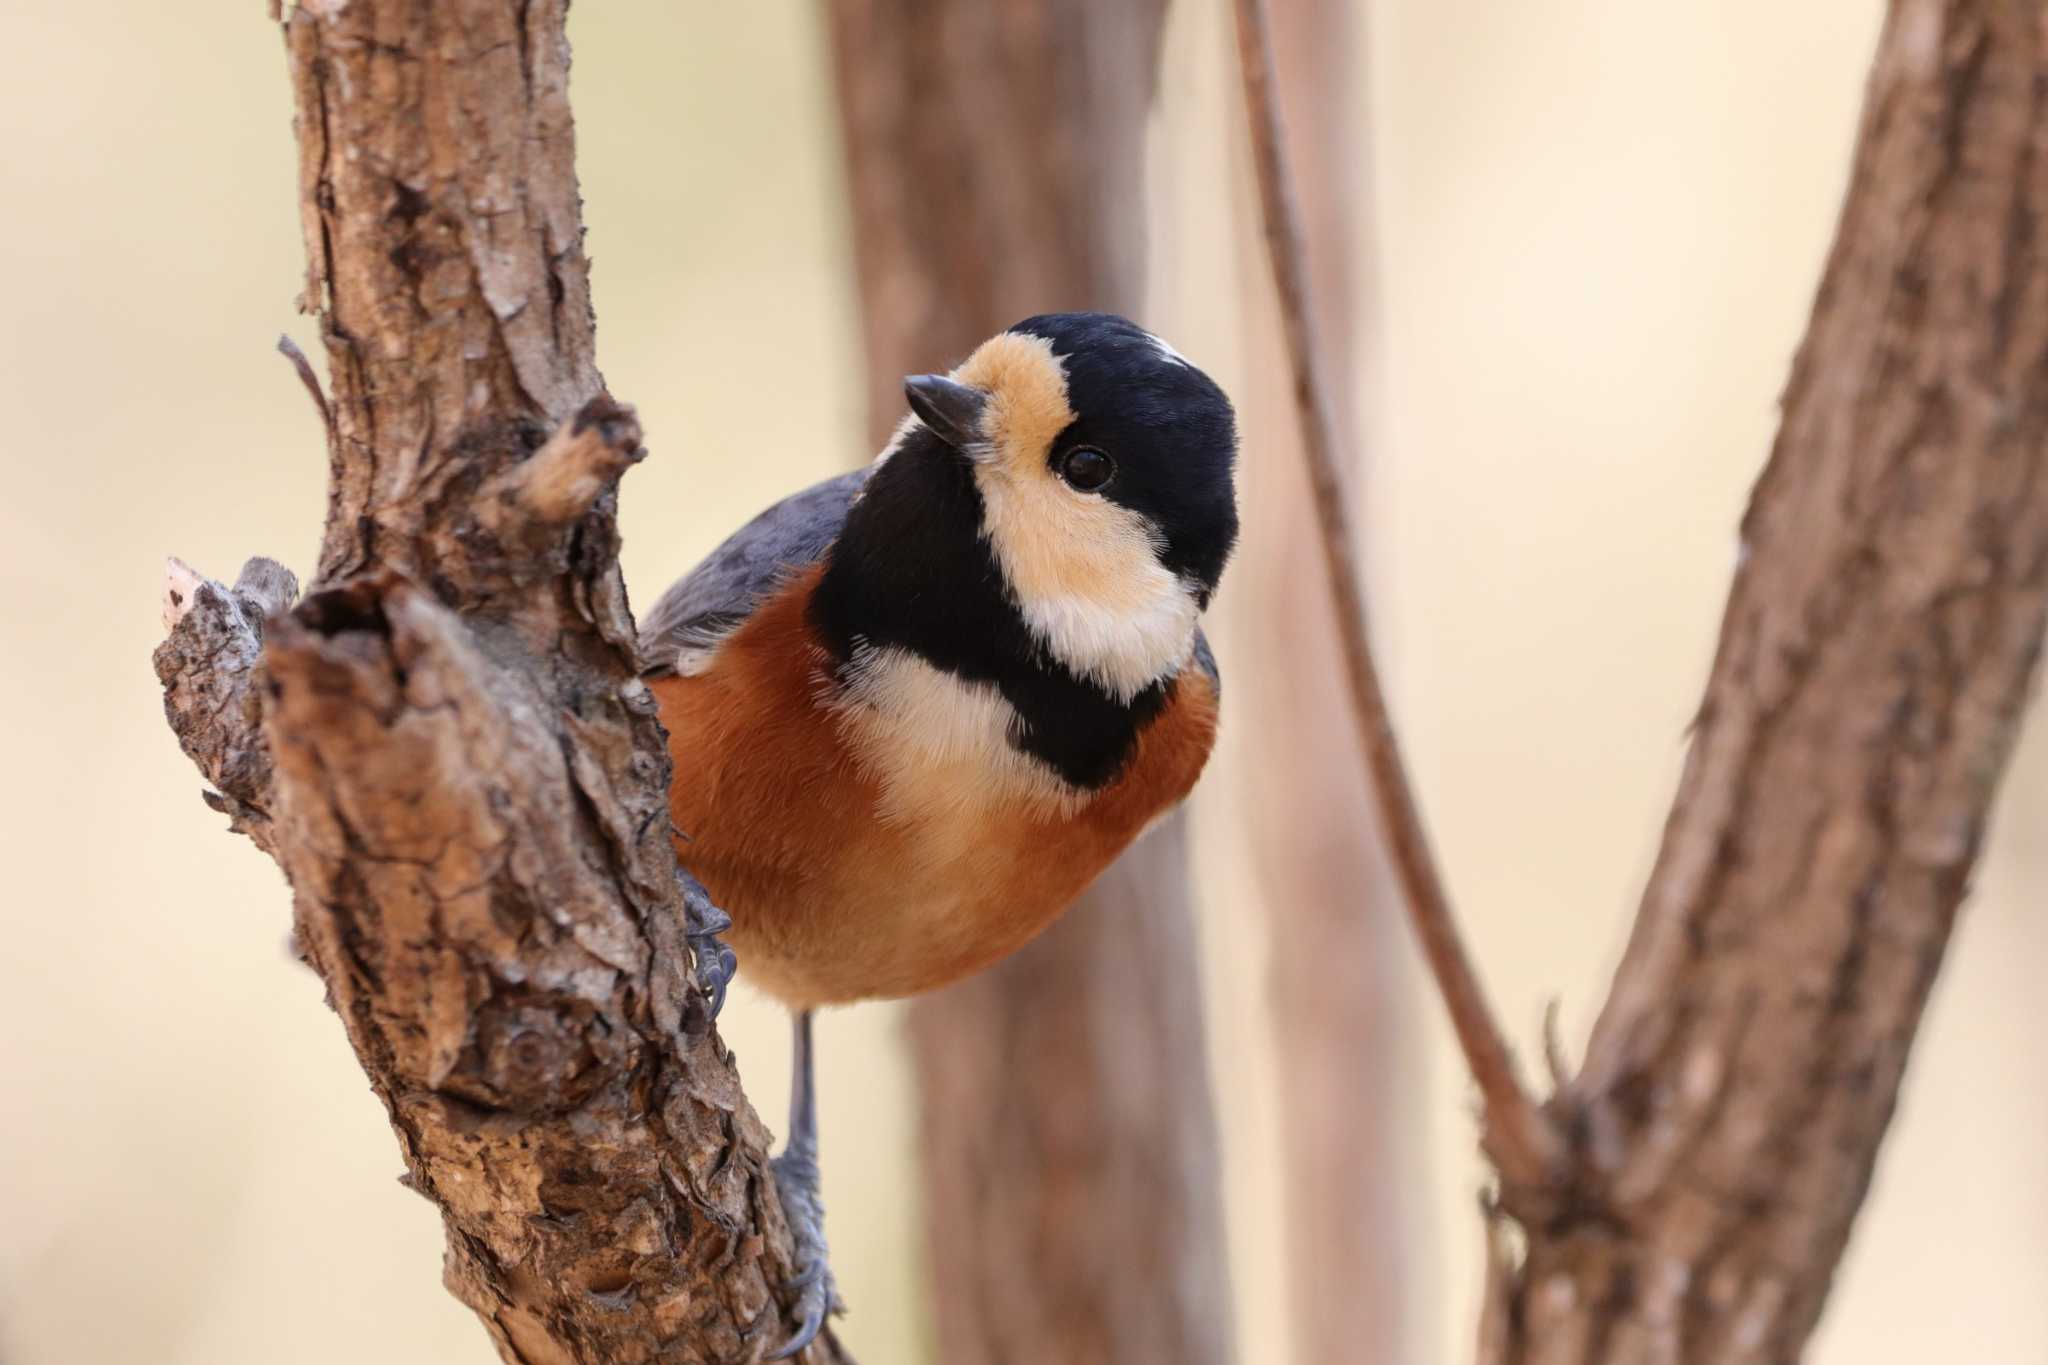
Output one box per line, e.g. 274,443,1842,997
649,572,1219,1009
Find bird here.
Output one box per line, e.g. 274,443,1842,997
637,311,1238,1358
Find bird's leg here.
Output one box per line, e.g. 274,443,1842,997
679,868,737,1028
768,1009,840,1359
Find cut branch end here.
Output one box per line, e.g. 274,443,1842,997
162,555,206,632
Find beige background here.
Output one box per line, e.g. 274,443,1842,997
4,2,2043,1362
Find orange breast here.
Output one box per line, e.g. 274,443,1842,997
648,566,1219,1009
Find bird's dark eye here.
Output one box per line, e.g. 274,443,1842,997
1058,446,1114,492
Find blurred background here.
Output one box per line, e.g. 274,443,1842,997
5,1,2046,1362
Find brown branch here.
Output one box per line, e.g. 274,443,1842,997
1482,2,2048,1356
1249,0,2048,1357
1231,0,1563,1195
275,332,333,441
156,3,844,1361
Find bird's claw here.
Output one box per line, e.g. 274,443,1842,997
782,1257,829,1291
767,1264,832,1360
766,1145,840,1359
680,869,736,1028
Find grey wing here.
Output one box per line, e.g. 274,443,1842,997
1190,626,1220,700
638,466,872,677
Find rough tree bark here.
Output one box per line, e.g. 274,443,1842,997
155,4,845,1362
1230,0,1410,1358
1475,1,2048,1357
825,4,1237,1363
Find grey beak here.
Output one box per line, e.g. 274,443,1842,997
903,374,989,455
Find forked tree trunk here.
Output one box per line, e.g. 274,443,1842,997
1476,2,2048,1357
155,4,847,1361
825,4,1236,1363
1230,0,1410,1359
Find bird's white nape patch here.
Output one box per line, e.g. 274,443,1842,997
1145,330,1194,368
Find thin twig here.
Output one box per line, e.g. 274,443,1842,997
276,332,334,439
1542,997,1573,1093
1231,0,1562,1192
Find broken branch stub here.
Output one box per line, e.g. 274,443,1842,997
258,567,790,1355
158,398,835,1361
489,396,648,530
155,555,300,857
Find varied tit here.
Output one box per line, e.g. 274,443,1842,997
637,311,1239,1357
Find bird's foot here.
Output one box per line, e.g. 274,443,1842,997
766,1141,841,1359
679,869,736,1029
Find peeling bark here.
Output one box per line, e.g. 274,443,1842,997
1483,2,2048,1358
825,3,1236,1362
156,4,844,1361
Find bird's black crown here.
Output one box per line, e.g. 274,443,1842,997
1008,311,1239,602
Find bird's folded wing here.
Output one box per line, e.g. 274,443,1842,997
1189,625,1220,695
638,466,872,677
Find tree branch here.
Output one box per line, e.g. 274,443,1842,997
1246,0,2048,1357
1231,0,1564,1196
1498,2,2048,1355
156,4,844,1361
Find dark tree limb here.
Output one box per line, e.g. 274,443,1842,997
825,3,1236,1362
156,3,846,1361
1240,0,2048,1358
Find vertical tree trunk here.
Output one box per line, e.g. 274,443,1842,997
825,4,1236,1363
155,4,845,1361
1230,1,1411,1359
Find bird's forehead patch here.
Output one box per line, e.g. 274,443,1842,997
952,331,1074,468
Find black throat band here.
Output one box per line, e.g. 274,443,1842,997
808,431,1169,791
